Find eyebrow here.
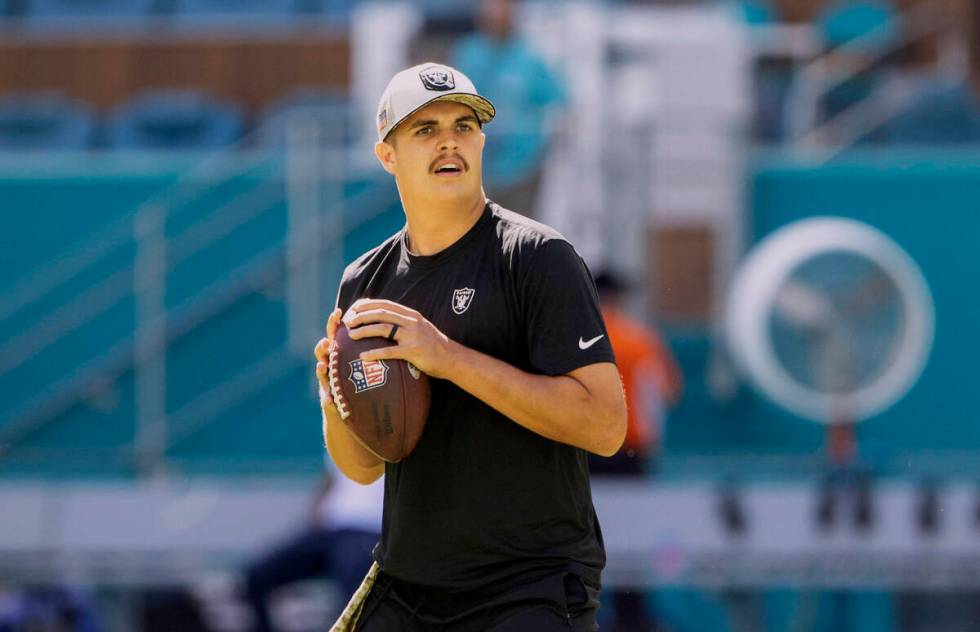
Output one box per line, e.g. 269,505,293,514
408,115,480,130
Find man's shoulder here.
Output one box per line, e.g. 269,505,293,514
489,202,568,257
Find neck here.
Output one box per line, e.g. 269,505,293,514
401,192,487,256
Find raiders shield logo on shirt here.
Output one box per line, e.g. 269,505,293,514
452,288,475,314
419,65,455,92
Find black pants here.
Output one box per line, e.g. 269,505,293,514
354,570,599,631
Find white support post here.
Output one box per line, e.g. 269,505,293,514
134,204,167,478
286,112,323,356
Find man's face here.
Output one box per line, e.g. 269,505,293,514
375,100,485,203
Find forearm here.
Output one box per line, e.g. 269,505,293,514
343,298,626,456
323,406,384,484
444,340,625,456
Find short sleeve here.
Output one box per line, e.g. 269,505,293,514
521,239,615,375
334,270,353,315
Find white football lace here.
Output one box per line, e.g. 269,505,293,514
328,348,350,420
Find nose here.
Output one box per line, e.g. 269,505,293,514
436,128,459,152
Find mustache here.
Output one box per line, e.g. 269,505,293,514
429,154,469,173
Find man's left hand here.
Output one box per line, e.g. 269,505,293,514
345,298,456,379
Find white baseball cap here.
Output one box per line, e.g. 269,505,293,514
376,63,496,142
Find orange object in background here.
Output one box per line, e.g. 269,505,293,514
601,305,683,457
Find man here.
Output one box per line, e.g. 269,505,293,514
312,63,626,631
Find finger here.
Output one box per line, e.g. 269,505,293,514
314,337,330,361
346,309,416,330
316,367,336,408
349,322,406,342
326,308,341,339
319,386,336,411
359,346,406,362
349,298,417,320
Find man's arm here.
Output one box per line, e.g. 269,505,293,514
314,308,385,484
439,347,626,456
346,299,628,456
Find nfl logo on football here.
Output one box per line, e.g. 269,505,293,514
348,358,389,393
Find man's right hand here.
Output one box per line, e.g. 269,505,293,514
315,307,385,484
314,307,343,416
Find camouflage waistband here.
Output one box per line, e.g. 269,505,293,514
330,561,380,632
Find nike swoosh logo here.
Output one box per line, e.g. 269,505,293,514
578,334,605,350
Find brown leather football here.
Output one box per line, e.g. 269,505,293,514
327,323,431,462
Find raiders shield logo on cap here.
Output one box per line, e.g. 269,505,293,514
419,65,455,92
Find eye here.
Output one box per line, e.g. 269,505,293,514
456,122,473,133
416,126,433,136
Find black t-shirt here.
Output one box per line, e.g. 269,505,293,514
335,201,616,591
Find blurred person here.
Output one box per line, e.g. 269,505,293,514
449,0,568,216
314,62,626,631
243,468,382,632
589,270,683,478
0,586,102,632
588,270,683,632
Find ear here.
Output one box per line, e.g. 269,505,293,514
374,141,397,175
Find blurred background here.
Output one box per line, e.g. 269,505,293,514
0,0,978,630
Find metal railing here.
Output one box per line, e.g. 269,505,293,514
783,0,970,156
0,110,396,475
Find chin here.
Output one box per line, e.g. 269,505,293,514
430,177,476,194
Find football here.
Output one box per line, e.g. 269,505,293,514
327,323,431,462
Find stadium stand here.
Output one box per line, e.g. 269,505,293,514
0,92,95,149
255,87,355,148
880,79,980,144
734,0,777,24
817,0,898,50
106,89,244,150
171,0,312,20
25,0,156,19
816,0,899,124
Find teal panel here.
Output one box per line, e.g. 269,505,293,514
750,152,980,461
665,150,980,476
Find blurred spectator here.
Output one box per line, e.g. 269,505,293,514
242,468,381,632
449,0,568,216
0,586,102,632
140,588,207,632
590,270,683,477
589,269,683,632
